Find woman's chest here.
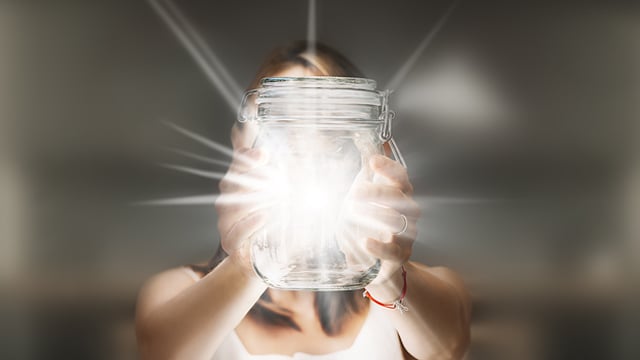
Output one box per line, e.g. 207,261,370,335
235,314,366,357
212,307,406,360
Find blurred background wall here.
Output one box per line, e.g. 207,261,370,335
0,0,638,359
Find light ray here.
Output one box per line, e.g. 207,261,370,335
160,162,267,190
163,121,237,159
416,195,513,205
215,193,278,207
348,215,393,237
159,163,226,180
385,0,460,90
147,0,242,111
306,0,317,56
168,148,231,167
132,194,219,206
134,190,278,207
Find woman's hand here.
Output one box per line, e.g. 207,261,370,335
215,125,270,274
135,125,271,360
351,155,471,359
351,154,421,284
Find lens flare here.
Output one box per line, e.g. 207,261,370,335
306,0,317,56
147,0,242,111
385,0,460,90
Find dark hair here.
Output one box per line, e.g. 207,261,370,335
191,40,368,336
246,40,364,89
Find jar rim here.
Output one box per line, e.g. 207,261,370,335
260,76,377,90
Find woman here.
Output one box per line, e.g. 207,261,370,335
135,41,471,360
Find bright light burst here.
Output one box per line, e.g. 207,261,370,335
245,124,380,288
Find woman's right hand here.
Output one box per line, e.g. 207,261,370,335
137,126,271,359
215,124,270,274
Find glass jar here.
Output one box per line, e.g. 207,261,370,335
238,76,404,290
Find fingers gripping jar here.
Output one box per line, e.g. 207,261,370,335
238,77,405,290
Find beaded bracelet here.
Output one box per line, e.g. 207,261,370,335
363,266,408,313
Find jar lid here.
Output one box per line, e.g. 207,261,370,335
239,77,389,125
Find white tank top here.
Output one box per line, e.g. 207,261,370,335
182,268,404,360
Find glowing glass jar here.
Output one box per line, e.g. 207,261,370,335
238,77,404,290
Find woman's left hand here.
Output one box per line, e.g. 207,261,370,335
349,154,421,284
351,156,470,359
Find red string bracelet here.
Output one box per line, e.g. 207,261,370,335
363,266,408,313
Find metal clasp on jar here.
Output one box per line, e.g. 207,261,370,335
237,89,259,123
379,89,406,167
379,89,396,142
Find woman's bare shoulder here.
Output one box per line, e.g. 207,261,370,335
145,266,202,289
136,266,201,320
409,261,471,315
410,261,465,289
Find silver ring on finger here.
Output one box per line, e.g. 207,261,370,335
393,214,408,236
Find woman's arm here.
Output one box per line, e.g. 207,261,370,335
135,259,267,360
366,262,471,359
357,154,471,359
136,126,271,360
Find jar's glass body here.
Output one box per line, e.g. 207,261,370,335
239,77,398,290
